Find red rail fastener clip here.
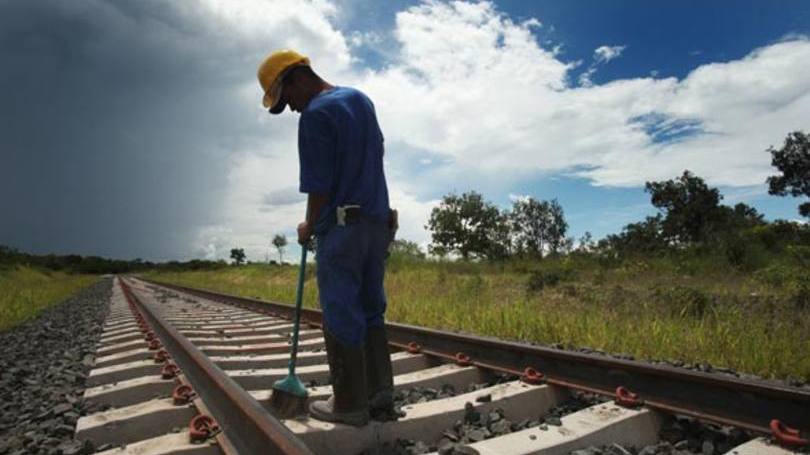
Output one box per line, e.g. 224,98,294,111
161,362,180,379
154,349,170,363
454,352,472,367
521,367,545,385
148,339,161,350
406,342,422,354
172,384,196,405
771,419,809,447
189,414,220,443
145,331,156,341
614,386,643,408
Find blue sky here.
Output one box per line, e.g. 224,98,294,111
340,1,810,79
1,0,809,261
336,0,810,241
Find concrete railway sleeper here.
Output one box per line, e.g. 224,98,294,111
70,277,808,455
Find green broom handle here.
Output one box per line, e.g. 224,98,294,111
288,244,308,376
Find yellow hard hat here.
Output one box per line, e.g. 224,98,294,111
257,49,310,113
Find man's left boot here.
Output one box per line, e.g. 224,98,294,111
309,329,370,426
365,326,403,421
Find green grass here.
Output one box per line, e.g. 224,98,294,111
0,266,99,331
143,256,810,381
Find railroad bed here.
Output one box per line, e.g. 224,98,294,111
76,277,810,455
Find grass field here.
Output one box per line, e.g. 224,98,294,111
0,266,98,331
143,254,810,382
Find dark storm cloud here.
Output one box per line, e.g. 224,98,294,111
0,0,265,260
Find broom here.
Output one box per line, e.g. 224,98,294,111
268,243,310,418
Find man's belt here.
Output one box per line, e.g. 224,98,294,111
335,205,398,228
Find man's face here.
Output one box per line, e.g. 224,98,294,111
281,74,307,113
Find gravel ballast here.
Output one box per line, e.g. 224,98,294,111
568,414,754,455
0,278,112,455
360,390,606,455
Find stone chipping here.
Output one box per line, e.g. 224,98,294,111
360,390,606,455
567,414,758,455
0,278,112,455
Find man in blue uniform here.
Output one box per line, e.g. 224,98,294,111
257,50,398,426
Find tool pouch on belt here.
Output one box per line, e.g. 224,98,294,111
387,209,398,255
388,209,398,236
336,205,362,226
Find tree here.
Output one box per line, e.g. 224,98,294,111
389,239,425,260
767,131,810,218
602,214,666,255
576,231,595,252
716,203,766,231
426,191,510,260
229,248,246,266
272,234,288,263
509,197,569,258
545,199,569,255
645,170,722,244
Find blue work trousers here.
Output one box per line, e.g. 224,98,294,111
315,219,391,346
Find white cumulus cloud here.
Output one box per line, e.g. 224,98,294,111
594,44,626,63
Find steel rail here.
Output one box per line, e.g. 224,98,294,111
142,277,810,437
120,278,314,455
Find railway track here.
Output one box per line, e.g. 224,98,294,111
75,277,809,455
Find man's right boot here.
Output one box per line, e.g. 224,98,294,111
309,329,370,426
364,326,402,420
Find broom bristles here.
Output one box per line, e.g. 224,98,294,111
268,373,309,419
268,388,309,419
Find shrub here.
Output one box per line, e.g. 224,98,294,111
750,225,781,251
722,234,768,271
465,273,484,294
526,267,576,293
786,245,810,266
526,271,550,292
561,284,578,297
792,284,810,311
654,286,715,319
674,256,700,276
750,221,810,251
754,264,810,289
754,265,790,288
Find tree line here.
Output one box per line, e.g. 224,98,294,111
0,246,154,274
0,245,228,274
418,170,808,266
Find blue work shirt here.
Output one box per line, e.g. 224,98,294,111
298,86,390,234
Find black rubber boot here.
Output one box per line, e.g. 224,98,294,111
365,326,403,421
309,329,370,426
